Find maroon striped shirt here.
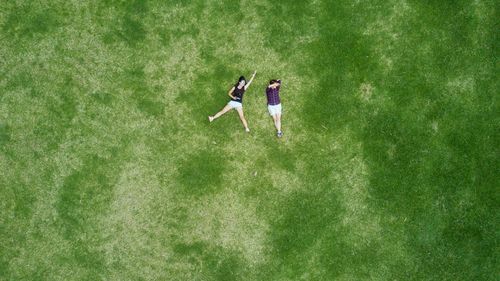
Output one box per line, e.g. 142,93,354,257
266,85,281,106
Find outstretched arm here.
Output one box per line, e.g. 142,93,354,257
244,71,257,90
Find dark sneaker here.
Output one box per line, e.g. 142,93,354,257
277,131,283,138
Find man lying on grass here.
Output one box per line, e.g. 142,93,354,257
266,79,283,137
209,71,257,132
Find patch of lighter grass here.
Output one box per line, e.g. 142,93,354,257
6,226,86,281
50,101,150,182
359,81,374,102
319,131,381,244
267,169,302,192
444,76,480,110
362,0,412,35
184,189,270,266
144,36,202,103
362,0,414,73
446,76,475,94
431,120,439,133
320,129,413,270
99,146,172,280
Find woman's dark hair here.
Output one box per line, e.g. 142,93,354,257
238,76,246,84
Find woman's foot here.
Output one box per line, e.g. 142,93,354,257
208,116,214,122
245,128,250,133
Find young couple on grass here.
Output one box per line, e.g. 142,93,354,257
208,71,283,138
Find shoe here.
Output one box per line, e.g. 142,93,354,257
245,128,250,132
277,131,283,138
208,116,214,122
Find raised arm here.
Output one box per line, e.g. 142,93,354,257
268,79,281,89
244,71,257,90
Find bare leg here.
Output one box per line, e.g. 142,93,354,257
235,107,250,131
275,113,282,132
209,104,232,122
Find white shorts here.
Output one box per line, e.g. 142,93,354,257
228,100,243,109
268,103,282,116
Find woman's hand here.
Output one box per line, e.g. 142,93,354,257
245,71,257,90
228,86,235,98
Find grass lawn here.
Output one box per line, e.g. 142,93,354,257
0,0,498,280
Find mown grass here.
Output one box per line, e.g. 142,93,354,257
1,0,498,280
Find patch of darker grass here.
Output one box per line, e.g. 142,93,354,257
0,123,11,147
54,149,125,277
2,6,60,39
137,98,164,117
119,64,164,117
300,5,379,132
116,15,147,46
262,139,296,172
56,154,117,239
121,64,147,91
103,15,147,46
177,148,226,197
173,241,248,280
259,2,312,54
360,66,498,279
92,91,113,106
12,182,36,221
262,189,347,279
4,71,34,93
33,85,78,152
125,0,149,15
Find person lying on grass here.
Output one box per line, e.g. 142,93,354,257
266,79,283,137
208,71,256,132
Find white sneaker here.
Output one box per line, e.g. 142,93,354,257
208,116,214,122
245,128,250,132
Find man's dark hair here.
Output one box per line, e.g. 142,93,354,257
269,79,278,85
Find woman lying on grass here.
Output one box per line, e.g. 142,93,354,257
208,71,256,132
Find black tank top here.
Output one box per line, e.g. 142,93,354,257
232,86,245,103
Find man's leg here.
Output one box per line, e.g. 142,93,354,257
275,113,282,133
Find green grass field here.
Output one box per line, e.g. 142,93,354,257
1,0,498,280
